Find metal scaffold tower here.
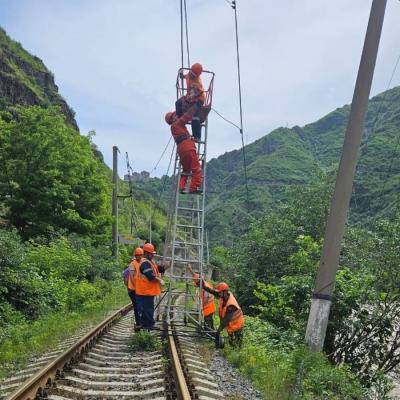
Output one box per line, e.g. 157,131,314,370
164,68,215,332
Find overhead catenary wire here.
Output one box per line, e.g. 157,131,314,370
183,0,190,67
225,0,251,210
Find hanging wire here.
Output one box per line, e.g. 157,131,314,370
232,0,251,210
183,0,190,67
180,0,184,70
150,137,173,175
148,144,176,240
212,107,242,131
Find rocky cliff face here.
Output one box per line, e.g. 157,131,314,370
0,27,78,130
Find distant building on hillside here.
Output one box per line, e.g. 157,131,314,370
124,171,150,183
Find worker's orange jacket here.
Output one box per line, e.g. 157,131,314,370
184,73,206,103
127,259,141,291
219,292,244,333
135,257,161,296
201,281,216,317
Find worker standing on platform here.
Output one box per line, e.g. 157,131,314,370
176,62,206,142
203,281,244,348
187,264,216,331
165,107,202,194
135,243,170,330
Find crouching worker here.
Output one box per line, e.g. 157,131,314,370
135,243,170,330
203,281,244,348
187,264,216,332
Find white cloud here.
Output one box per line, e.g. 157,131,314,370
1,0,399,175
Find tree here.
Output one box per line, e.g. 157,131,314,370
0,106,111,239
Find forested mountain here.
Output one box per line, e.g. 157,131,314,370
203,86,400,244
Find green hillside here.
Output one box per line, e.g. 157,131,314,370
204,86,400,244
0,27,78,130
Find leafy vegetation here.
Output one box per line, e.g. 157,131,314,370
212,176,400,396
128,331,161,353
223,317,366,399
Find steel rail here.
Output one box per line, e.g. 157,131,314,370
6,303,132,400
164,293,192,400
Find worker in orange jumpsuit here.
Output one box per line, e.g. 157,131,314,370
126,247,143,327
176,62,206,142
165,107,202,194
187,264,216,331
203,281,244,348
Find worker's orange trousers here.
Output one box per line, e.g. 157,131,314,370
177,140,202,192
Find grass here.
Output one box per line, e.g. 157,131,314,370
0,282,129,378
128,331,161,353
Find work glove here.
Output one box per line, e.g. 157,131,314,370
159,279,165,286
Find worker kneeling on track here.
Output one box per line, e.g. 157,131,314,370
135,243,170,330
165,106,202,194
187,264,216,332
203,281,244,348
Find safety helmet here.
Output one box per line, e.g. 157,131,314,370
193,273,200,286
165,111,175,125
134,247,144,256
216,282,230,292
190,63,203,77
143,243,156,254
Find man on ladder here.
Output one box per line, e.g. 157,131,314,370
165,105,203,194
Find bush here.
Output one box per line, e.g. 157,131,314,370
223,316,365,399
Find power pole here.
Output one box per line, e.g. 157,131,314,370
305,0,387,352
112,146,119,260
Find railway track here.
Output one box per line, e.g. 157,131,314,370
1,295,225,400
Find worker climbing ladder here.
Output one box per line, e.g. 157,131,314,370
164,68,215,333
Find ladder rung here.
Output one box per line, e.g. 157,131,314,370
169,275,196,279
176,224,202,229
178,207,203,212
172,258,202,263
175,240,201,246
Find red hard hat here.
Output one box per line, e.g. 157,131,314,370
191,63,203,77
134,247,144,256
143,243,156,254
193,273,200,286
165,111,175,125
216,282,230,292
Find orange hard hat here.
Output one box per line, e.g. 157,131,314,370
193,273,200,286
216,282,230,292
134,247,144,256
165,111,175,125
143,243,156,254
190,63,203,77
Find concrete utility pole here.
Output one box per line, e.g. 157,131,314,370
305,0,387,352
112,146,119,260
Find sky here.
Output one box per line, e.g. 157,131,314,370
0,0,399,177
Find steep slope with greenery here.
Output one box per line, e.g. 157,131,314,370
0,27,167,376
0,27,78,130
204,86,400,244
